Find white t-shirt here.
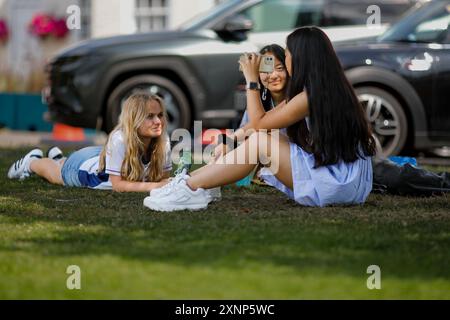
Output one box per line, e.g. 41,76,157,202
78,130,172,189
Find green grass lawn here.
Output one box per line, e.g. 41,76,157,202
0,147,449,299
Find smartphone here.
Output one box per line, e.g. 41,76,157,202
259,55,274,73
239,54,275,73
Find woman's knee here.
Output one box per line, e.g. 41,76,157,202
36,160,63,185
247,129,269,138
247,130,270,147
246,131,273,165
49,176,63,185
44,167,63,184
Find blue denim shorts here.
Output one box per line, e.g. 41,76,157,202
61,146,102,187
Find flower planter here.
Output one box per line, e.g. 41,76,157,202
0,93,52,132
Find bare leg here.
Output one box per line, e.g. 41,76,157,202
29,158,65,185
190,145,227,177
187,131,293,190
189,162,212,177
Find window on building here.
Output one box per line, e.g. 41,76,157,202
135,0,170,32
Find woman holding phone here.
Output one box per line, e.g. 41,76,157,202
144,27,376,211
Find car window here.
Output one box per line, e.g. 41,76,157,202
239,0,326,33
406,7,450,43
444,25,450,44
238,0,420,33
180,0,242,30
324,0,419,27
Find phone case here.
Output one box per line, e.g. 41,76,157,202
238,54,274,73
259,56,274,73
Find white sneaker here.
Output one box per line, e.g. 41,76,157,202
47,146,64,161
207,187,221,202
150,168,189,197
7,148,43,180
143,179,211,212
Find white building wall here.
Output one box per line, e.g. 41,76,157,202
119,0,137,34
0,0,222,91
90,0,136,38
91,0,120,38
90,0,218,38
0,0,78,92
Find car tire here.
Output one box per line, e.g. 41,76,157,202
355,86,408,156
106,75,191,133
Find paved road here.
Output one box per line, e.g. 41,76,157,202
0,129,107,148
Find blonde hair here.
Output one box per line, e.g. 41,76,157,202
98,93,168,182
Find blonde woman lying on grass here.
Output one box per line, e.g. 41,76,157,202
8,93,171,192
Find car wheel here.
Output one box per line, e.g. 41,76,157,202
106,75,191,133
355,86,408,156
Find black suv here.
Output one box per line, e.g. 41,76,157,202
45,0,422,153
335,0,450,155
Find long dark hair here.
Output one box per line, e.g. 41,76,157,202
286,27,376,167
259,44,288,111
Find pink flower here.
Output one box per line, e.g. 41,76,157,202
0,19,8,43
29,14,54,38
52,18,69,38
29,13,69,39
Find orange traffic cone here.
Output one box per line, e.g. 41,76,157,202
52,123,86,142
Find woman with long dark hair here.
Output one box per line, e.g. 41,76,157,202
145,27,376,211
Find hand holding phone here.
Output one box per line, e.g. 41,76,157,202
239,54,274,73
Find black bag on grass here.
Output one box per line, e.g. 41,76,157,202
372,157,450,197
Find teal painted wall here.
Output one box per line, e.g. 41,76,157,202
0,94,53,132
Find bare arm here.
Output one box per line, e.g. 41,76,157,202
239,53,309,131
110,175,169,192
246,90,309,130
230,122,254,141
162,170,171,179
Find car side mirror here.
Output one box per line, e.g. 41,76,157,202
214,14,253,41
214,14,253,34
222,14,254,33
